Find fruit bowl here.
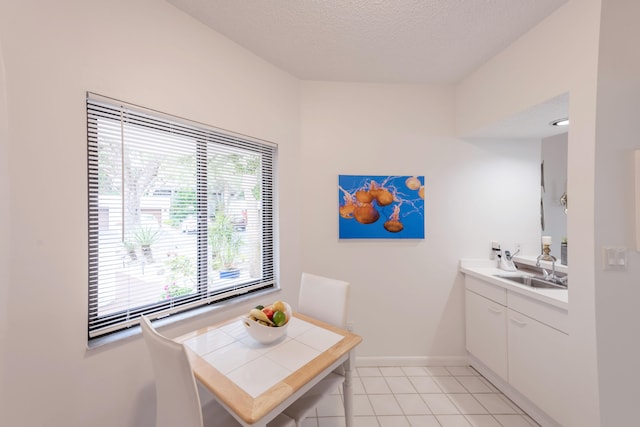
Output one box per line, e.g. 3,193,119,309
243,316,289,344
243,301,292,344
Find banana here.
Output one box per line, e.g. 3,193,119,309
249,308,274,325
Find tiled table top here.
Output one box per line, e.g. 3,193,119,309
182,316,343,397
177,312,362,425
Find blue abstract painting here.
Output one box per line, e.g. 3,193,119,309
338,175,425,239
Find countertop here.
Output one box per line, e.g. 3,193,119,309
460,258,568,310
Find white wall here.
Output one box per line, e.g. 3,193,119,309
3,0,628,426
593,1,640,424
0,0,300,425
0,28,9,419
300,81,540,362
455,1,591,138
456,1,603,425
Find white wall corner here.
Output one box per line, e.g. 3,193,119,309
635,150,640,251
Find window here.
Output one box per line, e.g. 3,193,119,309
87,93,276,340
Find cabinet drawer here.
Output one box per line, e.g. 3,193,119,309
465,275,507,305
508,291,568,333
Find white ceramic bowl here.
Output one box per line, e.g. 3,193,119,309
243,302,292,344
243,317,289,344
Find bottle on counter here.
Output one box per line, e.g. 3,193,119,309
561,238,568,266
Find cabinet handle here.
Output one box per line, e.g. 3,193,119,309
487,307,503,315
509,316,528,327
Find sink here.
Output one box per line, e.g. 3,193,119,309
494,275,567,290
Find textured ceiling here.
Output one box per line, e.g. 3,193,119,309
466,93,570,140
166,0,567,84
166,0,570,138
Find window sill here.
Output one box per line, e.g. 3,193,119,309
86,287,282,350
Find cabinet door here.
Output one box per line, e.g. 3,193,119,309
465,290,508,380
508,310,569,426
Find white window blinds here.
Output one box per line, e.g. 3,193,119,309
87,93,276,340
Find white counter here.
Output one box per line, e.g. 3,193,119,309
459,258,568,310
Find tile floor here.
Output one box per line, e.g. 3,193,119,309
301,365,540,427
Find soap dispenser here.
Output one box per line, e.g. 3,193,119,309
499,250,517,272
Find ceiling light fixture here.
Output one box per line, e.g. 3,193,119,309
550,118,569,126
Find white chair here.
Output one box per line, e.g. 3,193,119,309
283,273,351,426
140,315,294,427
297,272,350,328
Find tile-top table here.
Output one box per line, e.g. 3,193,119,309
177,312,362,427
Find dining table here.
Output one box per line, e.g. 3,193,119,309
176,311,363,427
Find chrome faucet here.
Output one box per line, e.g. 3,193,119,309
537,248,560,283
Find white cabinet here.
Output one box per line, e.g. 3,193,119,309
464,273,569,427
465,289,508,380
508,309,570,427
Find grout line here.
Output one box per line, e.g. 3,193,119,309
308,365,540,426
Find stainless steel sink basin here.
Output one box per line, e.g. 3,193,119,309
494,275,567,290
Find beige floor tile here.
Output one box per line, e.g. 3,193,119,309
304,366,542,427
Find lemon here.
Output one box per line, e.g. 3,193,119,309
273,310,286,327
272,300,286,312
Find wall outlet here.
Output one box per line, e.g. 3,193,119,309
490,241,501,260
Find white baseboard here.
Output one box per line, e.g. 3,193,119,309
355,355,469,367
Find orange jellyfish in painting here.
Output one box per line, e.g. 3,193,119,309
339,188,356,219
418,186,424,199
355,188,374,203
405,176,421,191
340,177,417,228
353,203,380,224
340,181,388,224
383,204,404,233
369,180,394,206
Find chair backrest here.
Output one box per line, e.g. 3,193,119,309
298,273,350,328
140,315,204,427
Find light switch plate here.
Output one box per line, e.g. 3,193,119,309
602,246,627,271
